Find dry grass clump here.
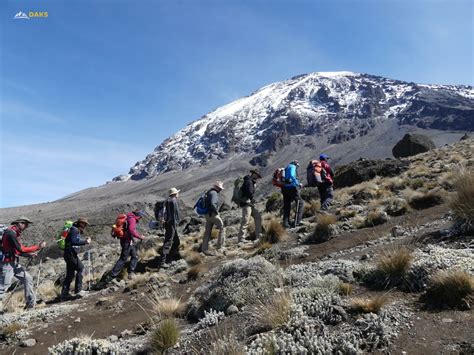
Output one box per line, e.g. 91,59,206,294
306,214,337,243
438,171,457,191
208,330,245,355
254,241,273,255
211,229,219,240
339,282,353,296
4,291,25,313
139,248,159,261
382,197,408,216
127,272,152,288
187,264,208,281
366,209,388,227
37,280,61,300
407,166,430,179
251,290,292,331
0,322,25,337
185,252,203,266
423,271,474,309
338,209,357,219
261,218,286,244
405,189,444,210
151,297,186,319
375,248,413,288
350,294,389,314
381,176,406,192
265,192,283,212
303,199,321,218
449,168,474,224
150,319,180,354
409,178,425,190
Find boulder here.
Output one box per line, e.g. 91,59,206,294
392,133,435,158
334,158,409,188
460,133,470,141
20,339,36,347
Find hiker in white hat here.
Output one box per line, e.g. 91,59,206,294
201,181,225,256
158,187,181,268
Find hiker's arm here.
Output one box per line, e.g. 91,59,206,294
167,200,176,225
69,227,87,246
127,217,142,240
209,192,219,215
7,233,40,254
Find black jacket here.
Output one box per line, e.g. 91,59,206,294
65,226,87,254
240,175,256,207
206,189,221,215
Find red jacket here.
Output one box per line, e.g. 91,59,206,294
123,212,143,242
321,160,334,185
1,225,40,262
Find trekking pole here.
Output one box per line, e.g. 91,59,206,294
294,200,300,228
35,248,45,290
87,251,92,291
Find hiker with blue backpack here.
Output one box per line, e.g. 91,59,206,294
157,188,181,268
237,169,263,244
200,181,225,256
61,217,91,301
282,160,305,228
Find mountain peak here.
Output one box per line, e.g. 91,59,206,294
114,72,473,182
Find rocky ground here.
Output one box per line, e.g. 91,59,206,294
0,138,473,354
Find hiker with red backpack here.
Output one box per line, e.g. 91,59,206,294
237,169,263,244
60,217,91,301
282,161,305,228
319,154,335,210
0,217,46,311
107,210,145,281
157,188,181,268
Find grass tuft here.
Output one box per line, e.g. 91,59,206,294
406,189,444,210
351,294,389,314
251,290,292,331
306,214,337,243
423,271,474,309
339,282,353,296
375,248,413,288
185,252,203,266
187,264,208,281
150,319,180,354
0,322,25,337
261,218,286,244
449,168,474,224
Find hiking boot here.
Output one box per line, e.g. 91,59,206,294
203,250,215,257
75,290,89,298
60,294,74,302
127,273,135,280
282,223,290,229
23,303,35,310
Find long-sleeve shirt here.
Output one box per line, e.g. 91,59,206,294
65,226,87,254
240,175,256,206
124,212,143,242
165,197,181,226
1,225,40,262
206,189,221,215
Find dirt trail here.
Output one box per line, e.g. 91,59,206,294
3,203,469,354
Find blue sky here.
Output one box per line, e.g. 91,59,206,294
1,0,472,208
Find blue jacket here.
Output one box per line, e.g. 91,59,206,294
284,163,300,188
65,226,87,254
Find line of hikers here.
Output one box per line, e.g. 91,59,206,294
0,154,334,310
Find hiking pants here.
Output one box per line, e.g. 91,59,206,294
318,184,334,210
111,242,138,277
61,250,84,296
0,260,36,308
202,214,225,251
238,205,262,242
282,187,305,226
160,223,180,263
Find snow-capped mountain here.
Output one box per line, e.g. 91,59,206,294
116,72,473,181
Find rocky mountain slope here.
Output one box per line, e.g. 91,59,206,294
118,71,473,181
1,138,473,354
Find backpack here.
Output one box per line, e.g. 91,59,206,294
272,168,285,188
284,164,297,185
194,191,210,215
231,177,247,205
111,214,128,239
154,200,167,228
0,224,6,257
306,160,325,187
56,220,73,250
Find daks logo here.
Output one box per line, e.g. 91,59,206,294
13,11,29,19
13,11,48,19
